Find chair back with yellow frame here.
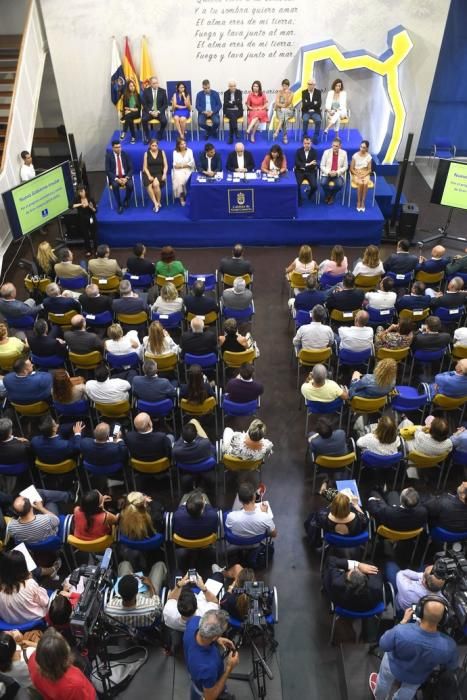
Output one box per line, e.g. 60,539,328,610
376,347,410,363
67,529,115,567
91,275,120,294
222,273,252,289
415,270,444,286
0,353,24,372
116,311,149,327
330,309,358,324
288,271,309,294
156,274,185,291
296,347,332,388
130,456,173,498
371,524,424,565
186,310,218,327
94,400,131,419
403,450,451,489
47,310,76,328
398,308,430,324
223,348,256,370
24,276,53,296
35,458,77,476
354,274,381,291
68,350,103,371
312,450,355,493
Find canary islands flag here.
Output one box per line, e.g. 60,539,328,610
110,37,125,106
122,37,139,92
140,36,154,96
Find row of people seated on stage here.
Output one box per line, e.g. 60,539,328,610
121,75,348,144
106,136,372,211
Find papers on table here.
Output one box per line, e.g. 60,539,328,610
204,578,224,596
336,479,361,506
20,485,42,505
244,172,257,180
13,543,37,572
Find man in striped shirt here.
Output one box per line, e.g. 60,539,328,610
105,560,167,628
7,489,72,545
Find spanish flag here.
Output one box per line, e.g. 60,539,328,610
122,37,139,92
140,36,154,96
110,36,125,106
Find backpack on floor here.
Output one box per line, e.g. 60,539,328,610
91,644,148,697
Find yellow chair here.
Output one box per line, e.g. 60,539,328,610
68,350,103,373
398,308,430,324
347,172,376,208
129,456,173,498
11,401,50,436
67,530,115,567
156,274,185,292
24,276,53,296
222,348,256,384
91,275,120,295
94,400,131,421
47,310,76,329
221,273,253,290
180,396,218,436
222,453,264,492
330,308,359,324
449,344,467,369
347,395,387,433
296,347,332,388
223,115,245,138
186,310,218,328
143,352,179,382
371,524,424,566
270,113,297,141
168,506,220,563
169,110,194,141
431,394,466,423
375,347,410,363
120,116,142,137
288,271,310,295
354,273,381,291
35,458,77,487
414,270,445,287
403,450,451,489
116,311,149,328
312,449,356,494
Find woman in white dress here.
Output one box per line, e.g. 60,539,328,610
350,140,373,211
105,323,142,359
143,320,180,358
324,78,348,135
353,245,385,277
151,282,183,315
172,137,195,206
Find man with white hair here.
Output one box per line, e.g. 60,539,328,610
226,142,255,173
293,304,334,351
0,283,42,322
301,363,348,402
112,279,147,315
338,310,374,352
184,608,239,700
181,316,218,356
429,275,466,309
222,277,253,311
42,282,81,315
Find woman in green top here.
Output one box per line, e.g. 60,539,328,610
155,246,186,277
120,79,141,144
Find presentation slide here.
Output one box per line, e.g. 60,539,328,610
12,167,69,235
431,159,467,211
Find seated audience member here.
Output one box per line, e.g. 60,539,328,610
431,359,467,398
0,282,42,321
399,416,453,458
155,245,186,278
308,417,348,457
0,551,49,625
293,304,334,350
54,247,86,281
4,357,53,403
132,359,177,402
19,150,35,181
323,555,383,611
105,323,141,358
7,489,72,544
36,240,57,277
52,368,86,404
383,239,419,275
126,242,155,277
105,140,134,214
367,486,427,531
180,316,217,357
0,322,26,362
226,142,255,172
451,425,467,453
454,326,467,347
179,363,215,403
0,417,32,466
64,314,103,354
411,315,451,353
28,628,96,698
125,412,172,461
430,276,466,309
221,277,253,311
357,415,401,456
105,557,167,627
218,318,250,355
225,481,277,538
112,279,147,316
225,363,263,403
290,274,326,313
85,364,130,403
416,244,450,274
151,282,183,315
318,245,348,279
353,245,385,278
348,358,397,399
164,574,219,635
320,137,348,205
337,310,373,352
173,420,216,465
426,481,467,532
446,247,467,276
285,244,317,279
325,273,365,313
294,136,318,204
80,422,128,467
118,491,164,571
28,318,67,359
261,144,287,177
222,419,273,461
395,281,431,312
301,363,348,403
31,415,83,463
183,280,218,316
349,140,372,212
198,142,222,176
392,562,447,611
0,628,37,688
143,319,180,357
316,489,368,536
73,489,118,541
79,283,114,319
365,277,397,310
219,244,253,277
41,283,80,316
172,489,219,539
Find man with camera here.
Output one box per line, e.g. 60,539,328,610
184,609,239,700
385,561,447,612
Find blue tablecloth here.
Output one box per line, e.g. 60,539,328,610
188,172,298,220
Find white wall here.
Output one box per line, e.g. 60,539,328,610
39,0,450,171
2,0,30,34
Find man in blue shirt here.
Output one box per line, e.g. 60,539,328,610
31,415,83,464
172,489,218,540
183,610,239,700
3,358,53,404
432,359,467,399
132,359,177,403
195,80,222,140
369,599,458,699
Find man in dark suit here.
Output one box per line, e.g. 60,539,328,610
31,415,83,464
326,273,365,313
183,280,218,316
395,281,431,312
426,482,467,532
225,363,263,403
172,489,218,539
125,412,172,461
79,284,114,316
80,422,128,467
0,417,32,465
383,240,419,275
64,314,104,355
27,318,68,359
430,276,466,310
105,141,134,214
367,487,427,531
226,143,255,173
132,359,177,403
180,317,217,357
219,244,253,277
223,81,244,143
411,316,450,352
42,283,81,316
125,243,155,278
197,143,222,177
195,80,222,139
172,421,215,465
294,136,318,204
3,358,53,404
112,280,147,316
416,244,450,274
141,76,168,141
323,556,384,612
293,275,326,312
301,78,322,143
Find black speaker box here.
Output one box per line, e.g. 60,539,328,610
397,202,419,241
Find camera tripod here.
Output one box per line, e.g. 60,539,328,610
231,621,278,700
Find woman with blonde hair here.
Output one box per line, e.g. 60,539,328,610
118,491,164,569
357,415,401,455
105,322,141,357
222,418,273,461
353,244,385,277
349,358,397,399
316,489,368,536
151,282,183,315
143,320,180,357
35,241,57,277
318,244,348,278
285,244,317,277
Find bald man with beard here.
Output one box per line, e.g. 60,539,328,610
124,412,173,462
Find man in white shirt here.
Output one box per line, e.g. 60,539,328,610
293,304,334,351
454,326,467,347
226,143,255,173
365,277,397,310
225,482,276,538
19,151,36,182
85,364,130,403
163,572,219,635
320,137,348,204
338,310,374,352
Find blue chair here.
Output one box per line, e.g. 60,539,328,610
84,310,114,328
57,276,88,291
367,306,395,326
429,138,456,169
421,525,467,564
320,529,369,574
2,315,35,330
0,461,32,481
53,399,93,424
82,460,129,491
221,304,255,324
187,272,217,293
444,449,467,490
26,514,73,571
135,398,176,433
175,456,218,498
335,348,372,377
295,309,311,329
319,272,344,290
386,271,413,288
304,397,344,436
151,311,184,330
106,351,140,371
223,517,273,568
221,396,259,431
184,352,219,385
0,618,46,632
407,348,446,385
433,306,464,327
123,272,154,290
31,353,66,369
390,385,428,420
117,530,168,568
329,600,386,645
357,450,403,490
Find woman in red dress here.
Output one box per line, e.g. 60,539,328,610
245,80,268,143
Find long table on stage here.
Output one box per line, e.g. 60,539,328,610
188,172,298,221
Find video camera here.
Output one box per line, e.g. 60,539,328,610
70,547,113,645
233,581,272,627
433,549,467,635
